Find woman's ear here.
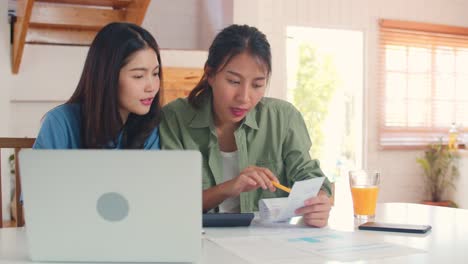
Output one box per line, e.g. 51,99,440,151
205,67,215,87
207,75,214,87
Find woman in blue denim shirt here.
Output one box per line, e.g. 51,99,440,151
34,22,162,150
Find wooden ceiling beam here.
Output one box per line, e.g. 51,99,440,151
35,0,133,9
30,2,126,31
11,0,150,73
26,27,97,45
125,0,150,25
12,0,35,74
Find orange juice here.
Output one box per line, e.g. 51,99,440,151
351,186,379,216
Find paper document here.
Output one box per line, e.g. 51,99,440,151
207,230,425,264
259,177,325,222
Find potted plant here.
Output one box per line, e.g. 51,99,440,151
416,140,460,207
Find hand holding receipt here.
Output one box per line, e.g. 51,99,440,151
259,177,325,222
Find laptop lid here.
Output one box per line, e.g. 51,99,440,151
19,149,201,263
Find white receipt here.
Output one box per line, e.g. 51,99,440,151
259,177,325,222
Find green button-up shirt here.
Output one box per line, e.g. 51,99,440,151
160,95,331,212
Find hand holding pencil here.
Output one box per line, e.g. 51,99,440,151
224,166,280,196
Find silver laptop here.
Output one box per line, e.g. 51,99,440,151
19,150,202,263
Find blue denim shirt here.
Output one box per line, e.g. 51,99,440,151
33,104,160,149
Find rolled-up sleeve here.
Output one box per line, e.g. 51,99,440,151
281,107,332,196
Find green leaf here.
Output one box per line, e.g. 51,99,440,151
293,43,339,158
416,140,460,202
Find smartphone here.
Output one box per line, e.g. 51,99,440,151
359,222,432,234
203,213,255,227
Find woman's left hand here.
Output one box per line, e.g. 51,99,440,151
295,190,331,228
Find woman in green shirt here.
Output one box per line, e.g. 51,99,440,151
160,24,332,227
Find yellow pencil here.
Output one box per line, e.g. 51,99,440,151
271,181,291,193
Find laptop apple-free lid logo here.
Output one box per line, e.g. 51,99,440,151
96,192,129,222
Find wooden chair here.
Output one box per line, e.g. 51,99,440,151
0,137,35,228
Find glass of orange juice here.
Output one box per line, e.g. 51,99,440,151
349,170,380,220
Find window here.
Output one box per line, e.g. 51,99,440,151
379,19,468,149
287,27,364,208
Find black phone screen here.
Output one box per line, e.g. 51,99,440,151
358,222,432,233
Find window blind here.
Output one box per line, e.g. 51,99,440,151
379,19,468,149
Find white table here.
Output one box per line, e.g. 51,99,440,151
1,203,467,263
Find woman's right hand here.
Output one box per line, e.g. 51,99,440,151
224,166,279,197
202,166,280,212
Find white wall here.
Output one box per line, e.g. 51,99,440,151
198,0,234,49
233,0,468,205
455,152,468,208
146,0,200,49
146,0,233,50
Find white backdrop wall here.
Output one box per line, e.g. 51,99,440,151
233,0,468,206
148,0,232,50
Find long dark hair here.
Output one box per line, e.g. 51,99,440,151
188,24,272,108
67,22,162,149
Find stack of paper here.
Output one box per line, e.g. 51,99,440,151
206,230,425,263
259,177,325,222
